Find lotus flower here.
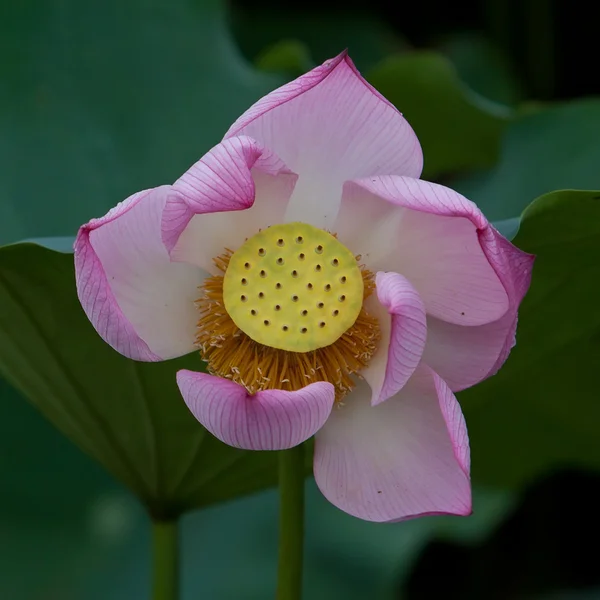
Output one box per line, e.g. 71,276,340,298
74,52,534,522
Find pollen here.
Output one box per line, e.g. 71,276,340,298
195,223,380,400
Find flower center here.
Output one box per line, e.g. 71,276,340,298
222,223,364,352
195,223,380,400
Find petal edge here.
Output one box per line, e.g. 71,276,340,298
75,186,207,361
161,136,296,254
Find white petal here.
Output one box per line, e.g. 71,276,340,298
77,186,207,360
314,368,471,522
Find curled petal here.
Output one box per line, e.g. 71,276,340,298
314,367,471,522
161,135,297,260
423,226,534,389
336,177,534,388
338,176,511,326
362,272,427,405
75,186,207,361
225,52,423,229
177,371,335,451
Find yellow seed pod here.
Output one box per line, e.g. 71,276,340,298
223,222,364,352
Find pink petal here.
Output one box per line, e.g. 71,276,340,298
177,371,335,450
362,272,427,405
75,186,208,361
423,227,534,390
224,52,423,229
161,136,297,263
338,176,510,326
314,367,471,522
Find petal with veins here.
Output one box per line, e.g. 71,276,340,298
178,371,335,451
338,176,510,326
362,272,427,405
75,186,207,361
225,52,422,229
162,135,297,266
423,227,534,390
314,367,471,522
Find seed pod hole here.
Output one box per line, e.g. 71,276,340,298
277,238,285,247
315,245,323,254
276,258,284,265
258,248,266,256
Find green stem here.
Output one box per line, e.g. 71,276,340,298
152,519,179,600
276,443,305,600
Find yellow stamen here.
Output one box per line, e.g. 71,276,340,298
196,224,380,401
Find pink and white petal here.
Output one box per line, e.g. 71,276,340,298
162,135,297,261
424,228,534,391
75,186,208,361
361,272,427,405
225,52,422,229
333,185,407,268
314,367,471,522
169,168,297,275
177,371,335,450
339,177,509,326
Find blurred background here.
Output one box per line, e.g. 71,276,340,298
1,0,600,598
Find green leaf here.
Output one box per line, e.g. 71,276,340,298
460,190,600,488
367,52,512,178
455,100,600,221
232,9,407,73
0,244,284,516
19,237,75,253
0,377,117,520
439,33,523,107
0,0,283,246
255,40,315,78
